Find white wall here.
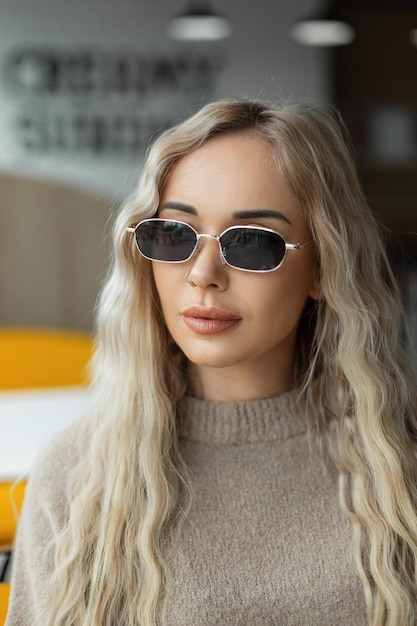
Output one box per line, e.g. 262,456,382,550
0,0,329,200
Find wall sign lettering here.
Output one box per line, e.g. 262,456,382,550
2,47,224,156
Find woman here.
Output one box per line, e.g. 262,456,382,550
6,99,417,626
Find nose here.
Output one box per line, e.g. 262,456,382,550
185,235,229,290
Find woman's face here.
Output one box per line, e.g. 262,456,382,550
152,133,320,401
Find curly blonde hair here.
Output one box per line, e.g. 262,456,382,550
39,99,417,625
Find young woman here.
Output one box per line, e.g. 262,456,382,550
6,99,417,626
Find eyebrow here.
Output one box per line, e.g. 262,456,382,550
232,209,293,226
159,201,197,215
159,202,293,226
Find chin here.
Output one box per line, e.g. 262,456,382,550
183,349,248,370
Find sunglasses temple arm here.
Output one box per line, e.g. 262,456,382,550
286,240,314,251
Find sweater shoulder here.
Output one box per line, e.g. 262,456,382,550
6,422,88,625
25,419,85,510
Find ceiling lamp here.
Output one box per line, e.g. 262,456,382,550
166,2,233,41
290,4,355,47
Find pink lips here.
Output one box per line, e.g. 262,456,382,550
181,306,241,335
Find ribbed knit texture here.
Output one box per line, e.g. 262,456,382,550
179,392,305,444
6,391,367,625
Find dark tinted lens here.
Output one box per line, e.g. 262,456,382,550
221,228,286,270
135,221,196,261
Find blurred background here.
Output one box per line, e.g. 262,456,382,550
0,0,416,346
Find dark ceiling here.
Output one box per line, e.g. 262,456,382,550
336,0,417,6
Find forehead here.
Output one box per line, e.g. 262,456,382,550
168,132,276,176
162,133,290,201
159,133,305,229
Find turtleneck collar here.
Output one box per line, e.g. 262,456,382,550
178,389,307,445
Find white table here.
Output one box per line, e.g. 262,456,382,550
0,387,91,479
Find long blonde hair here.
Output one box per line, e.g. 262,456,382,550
40,99,417,625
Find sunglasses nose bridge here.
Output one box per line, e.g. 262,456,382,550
194,233,226,265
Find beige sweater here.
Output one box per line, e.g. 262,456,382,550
6,391,367,625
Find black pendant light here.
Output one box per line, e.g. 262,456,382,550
166,2,233,41
290,2,355,47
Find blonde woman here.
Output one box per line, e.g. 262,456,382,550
6,99,417,626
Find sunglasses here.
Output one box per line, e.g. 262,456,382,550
127,218,313,273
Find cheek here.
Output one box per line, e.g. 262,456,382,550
152,265,182,316
254,270,314,326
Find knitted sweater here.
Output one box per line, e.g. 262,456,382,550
6,391,366,625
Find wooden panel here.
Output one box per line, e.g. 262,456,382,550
0,175,111,331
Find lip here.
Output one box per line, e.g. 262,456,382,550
181,305,241,335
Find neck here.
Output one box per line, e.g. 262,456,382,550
187,360,296,402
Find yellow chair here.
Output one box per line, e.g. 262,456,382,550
0,482,26,582
0,328,94,615
0,584,10,625
0,328,93,390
